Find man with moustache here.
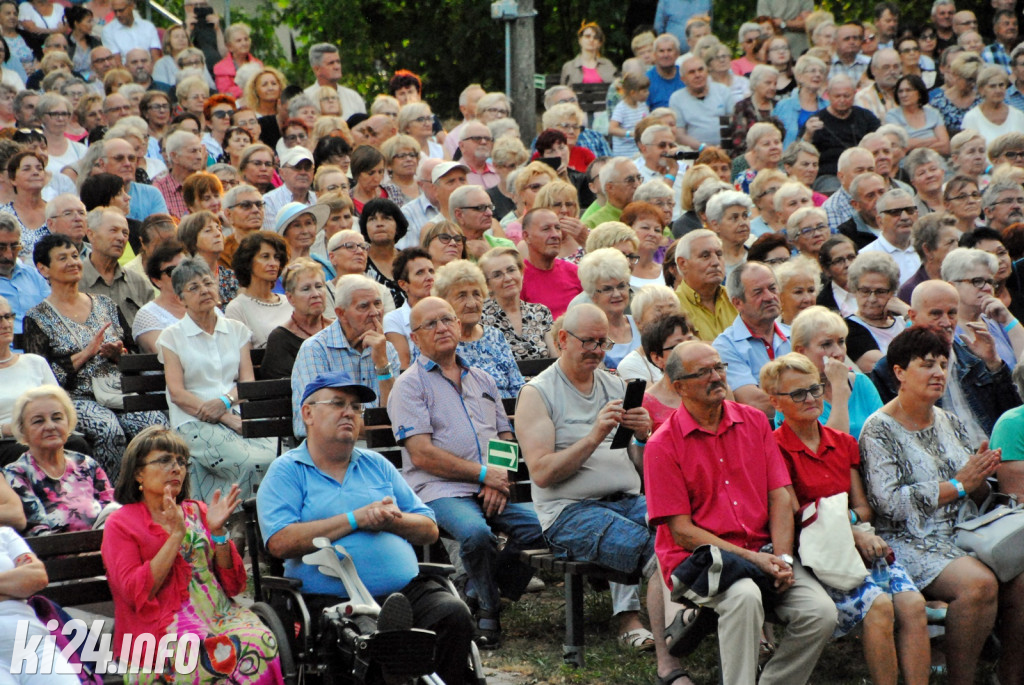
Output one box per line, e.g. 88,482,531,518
837,172,888,250
712,262,791,415
389,297,544,647
0,214,48,338
519,208,582,318
861,189,923,284
79,208,153,333
982,179,1024,231
644,340,836,685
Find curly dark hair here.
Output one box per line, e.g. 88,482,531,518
392,247,431,285
33,233,77,269
80,172,126,211
232,230,289,287
388,69,422,96
359,198,408,244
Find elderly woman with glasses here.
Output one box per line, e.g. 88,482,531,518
36,93,86,176
382,134,422,203
238,143,276,195
788,306,883,439
844,251,907,374
261,258,332,380
432,259,525,398
942,246,1024,369
578,247,640,370
421,220,467,269
102,426,283,682
175,75,211,128
479,246,555,361
616,284,684,382
944,173,984,233
786,206,829,262
157,257,276,503
398,102,444,160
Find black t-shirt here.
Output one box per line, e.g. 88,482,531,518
807,107,880,176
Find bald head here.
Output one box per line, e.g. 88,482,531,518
563,303,607,331
410,296,456,329
909,279,960,337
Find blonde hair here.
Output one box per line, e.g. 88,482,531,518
680,165,718,211
513,161,558,196
578,247,631,296
542,102,585,129
759,352,819,394
534,180,579,217
282,256,325,293
790,305,848,351
432,259,487,300
586,221,639,253
12,385,78,445
631,284,680,326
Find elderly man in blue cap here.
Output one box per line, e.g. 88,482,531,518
258,370,475,685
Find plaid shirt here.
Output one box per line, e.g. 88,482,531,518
290,320,400,436
1009,85,1024,113
577,127,611,158
153,174,188,219
982,42,1012,73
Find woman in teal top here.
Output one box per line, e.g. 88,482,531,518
784,306,883,439
991,365,1024,497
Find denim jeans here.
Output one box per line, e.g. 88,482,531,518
543,494,655,575
428,496,545,613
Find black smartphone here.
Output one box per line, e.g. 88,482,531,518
610,378,646,449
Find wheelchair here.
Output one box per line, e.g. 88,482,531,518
242,498,488,685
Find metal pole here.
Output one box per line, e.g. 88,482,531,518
505,22,511,101
224,0,230,28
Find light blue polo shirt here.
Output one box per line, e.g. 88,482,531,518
712,315,791,390
0,260,49,336
256,441,435,597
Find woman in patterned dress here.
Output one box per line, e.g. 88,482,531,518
859,326,1024,685
479,246,555,361
24,234,168,482
103,426,283,683
763,352,930,685
2,150,49,265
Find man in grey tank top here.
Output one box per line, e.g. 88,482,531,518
517,304,694,685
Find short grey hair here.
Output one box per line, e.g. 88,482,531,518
781,140,819,167
543,85,574,110
706,190,753,223
877,123,909,149
904,148,945,181
849,172,884,201
640,124,672,145
848,251,900,292
634,179,673,202
785,206,827,241
35,92,71,118
738,22,762,41
793,54,827,78
630,284,679,324
912,212,959,259
875,188,915,215
224,183,260,207
773,181,812,213
165,130,198,160
982,179,1023,211
693,181,732,216
837,146,873,174
774,255,820,293
726,261,775,302
578,247,631,297
334,273,380,309
85,207,107,234
0,212,19,235
654,33,680,52
745,122,781,153
598,157,631,192
170,256,212,298
748,64,779,90
941,247,998,282
308,43,339,68
44,193,80,221
287,94,319,118
449,184,486,212
675,228,720,262
176,47,205,69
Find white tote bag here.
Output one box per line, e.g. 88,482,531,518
798,492,870,591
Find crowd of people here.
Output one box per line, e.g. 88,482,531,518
4,0,1024,682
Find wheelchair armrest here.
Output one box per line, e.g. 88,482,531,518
263,575,304,591
417,563,457,577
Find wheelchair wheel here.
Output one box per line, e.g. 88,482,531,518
252,601,299,685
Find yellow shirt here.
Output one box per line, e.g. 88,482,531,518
675,280,738,342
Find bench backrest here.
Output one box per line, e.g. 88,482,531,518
26,529,111,606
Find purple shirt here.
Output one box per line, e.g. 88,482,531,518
388,354,512,503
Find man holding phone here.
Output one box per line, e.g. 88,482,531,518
517,304,694,681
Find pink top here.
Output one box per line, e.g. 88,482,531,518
101,500,245,664
521,258,583,319
731,57,757,76
643,392,678,436
581,66,603,84
213,54,262,99
645,400,791,587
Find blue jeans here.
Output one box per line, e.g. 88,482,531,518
543,495,654,575
428,496,545,613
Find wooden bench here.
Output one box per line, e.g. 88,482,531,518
572,82,610,117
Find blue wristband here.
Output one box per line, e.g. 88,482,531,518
632,436,647,446
219,395,232,410
346,511,358,530
849,509,858,524
950,478,967,499
1005,319,1020,333
478,464,488,484
211,531,228,545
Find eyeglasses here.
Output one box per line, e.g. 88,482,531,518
773,383,825,403
763,256,789,266
234,117,258,128
463,136,493,144
247,159,274,168
411,314,459,333
308,399,364,415
185,278,217,294
899,46,920,53
229,200,264,211
434,233,466,245
411,115,433,124
828,254,856,266
159,265,177,278
147,103,170,111
0,313,15,323
391,152,418,160
594,282,629,296
210,110,233,119
556,122,582,131
878,206,918,217
104,104,131,114
856,287,892,298
481,107,510,117
863,34,876,42
991,196,1024,207
0,242,22,253
624,253,640,265
798,223,828,237
611,175,643,185
954,277,996,289
565,329,615,351
179,58,203,68
143,455,191,470
284,132,308,143
1000,151,1024,161
757,186,781,199
677,362,729,380
58,209,86,219
946,191,981,201
460,204,494,213
109,153,137,164
44,111,70,118
486,265,519,280
331,241,370,253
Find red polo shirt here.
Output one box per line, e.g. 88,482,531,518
645,400,791,587
773,421,860,508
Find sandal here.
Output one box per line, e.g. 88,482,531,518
475,609,501,649
618,627,656,652
656,668,693,685
665,606,717,658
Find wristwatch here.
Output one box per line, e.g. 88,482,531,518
779,554,795,567
779,20,787,30
375,362,393,376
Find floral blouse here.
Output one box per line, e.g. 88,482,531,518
4,450,114,536
23,295,125,398
457,325,526,399
928,88,980,137
731,97,787,154
0,202,49,265
481,298,552,361
216,265,238,306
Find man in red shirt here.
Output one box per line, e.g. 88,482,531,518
519,208,583,318
644,340,836,685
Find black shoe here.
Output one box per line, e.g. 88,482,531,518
665,606,717,658
376,593,414,632
475,609,501,649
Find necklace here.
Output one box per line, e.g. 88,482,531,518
896,395,933,431
291,313,325,338
0,351,16,365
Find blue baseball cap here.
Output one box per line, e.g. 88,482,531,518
301,371,377,405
